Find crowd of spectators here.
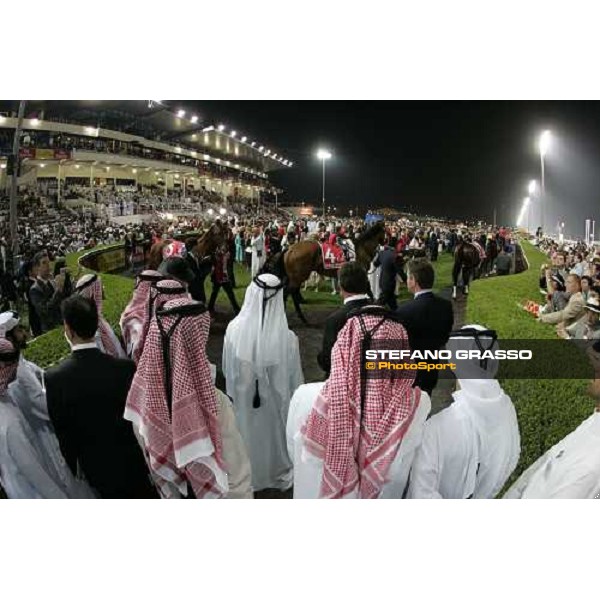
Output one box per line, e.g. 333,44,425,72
535,236,600,340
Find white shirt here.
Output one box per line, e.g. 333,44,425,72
343,293,370,305
71,342,98,351
413,289,433,299
504,412,600,499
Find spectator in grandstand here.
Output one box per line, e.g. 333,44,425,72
287,308,430,499
396,259,454,395
47,295,157,499
581,275,592,303
539,273,586,337
29,251,70,334
223,273,303,492
408,325,520,499
565,297,600,340
317,263,372,377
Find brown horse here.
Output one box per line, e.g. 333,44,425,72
264,222,386,323
147,221,229,270
452,241,481,299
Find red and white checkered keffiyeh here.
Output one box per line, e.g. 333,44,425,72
76,274,125,359
132,279,189,364
0,338,18,394
302,315,422,499
124,297,227,499
119,270,164,354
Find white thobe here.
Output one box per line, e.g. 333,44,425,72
408,380,520,499
7,358,96,499
286,382,432,499
251,234,265,278
504,412,600,499
224,331,303,491
122,316,143,359
368,258,381,299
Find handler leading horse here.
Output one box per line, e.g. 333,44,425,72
264,222,386,323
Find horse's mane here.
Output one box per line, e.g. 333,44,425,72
357,221,385,245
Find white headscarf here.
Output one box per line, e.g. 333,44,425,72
445,324,521,499
226,274,288,370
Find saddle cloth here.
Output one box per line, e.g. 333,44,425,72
320,242,346,270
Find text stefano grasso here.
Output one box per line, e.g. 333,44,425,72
363,349,533,361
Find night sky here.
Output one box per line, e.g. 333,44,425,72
188,101,600,238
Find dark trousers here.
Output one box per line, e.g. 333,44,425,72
227,260,236,288
208,281,240,313
378,287,397,311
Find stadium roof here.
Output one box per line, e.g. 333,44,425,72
0,100,292,172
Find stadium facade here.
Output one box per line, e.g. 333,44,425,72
0,100,292,206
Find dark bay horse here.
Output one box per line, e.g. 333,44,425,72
147,221,229,270
264,222,386,323
452,241,481,299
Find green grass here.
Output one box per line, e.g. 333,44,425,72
25,248,454,367
466,240,593,485
24,246,135,368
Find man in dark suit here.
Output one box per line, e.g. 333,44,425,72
396,259,454,395
373,244,402,310
317,262,372,376
185,237,211,304
46,295,157,499
29,251,69,333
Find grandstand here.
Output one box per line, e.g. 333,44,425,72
0,100,293,217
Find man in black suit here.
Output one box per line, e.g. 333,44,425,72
29,251,69,333
317,262,372,376
185,237,212,304
46,295,157,499
373,243,402,310
396,259,454,395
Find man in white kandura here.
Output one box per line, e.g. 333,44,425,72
504,379,600,499
126,297,252,499
408,324,521,499
0,312,94,498
250,226,266,278
223,273,304,492
287,310,431,499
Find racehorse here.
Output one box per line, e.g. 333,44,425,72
264,222,386,323
147,221,229,271
452,240,481,299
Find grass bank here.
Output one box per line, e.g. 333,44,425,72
466,240,592,482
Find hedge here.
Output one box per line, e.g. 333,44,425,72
466,240,592,484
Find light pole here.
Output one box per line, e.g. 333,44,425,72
316,149,332,219
539,131,551,235
528,180,537,235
